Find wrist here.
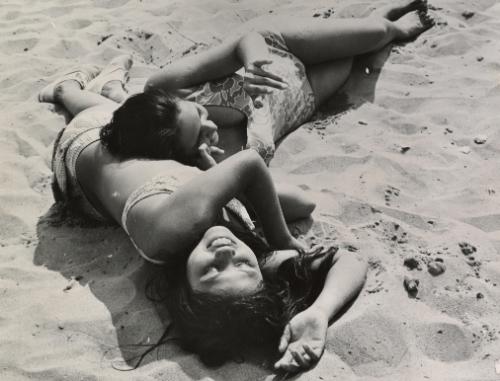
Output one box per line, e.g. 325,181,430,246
308,304,330,320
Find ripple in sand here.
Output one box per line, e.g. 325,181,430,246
290,155,368,175
415,322,474,362
0,37,38,54
92,0,131,8
63,19,92,30
47,39,88,59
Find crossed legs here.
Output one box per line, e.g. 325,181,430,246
273,0,434,106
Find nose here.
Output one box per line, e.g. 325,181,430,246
213,247,235,268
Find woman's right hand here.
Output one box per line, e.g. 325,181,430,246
195,143,224,170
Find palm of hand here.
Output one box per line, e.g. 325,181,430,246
274,307,328,372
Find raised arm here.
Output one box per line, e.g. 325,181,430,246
144,30,287,99
130,150,299,262
144,36,243,93
275,249,368,372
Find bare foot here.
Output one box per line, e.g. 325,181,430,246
87,55,133,103
393,10,435,40
371,0,428,21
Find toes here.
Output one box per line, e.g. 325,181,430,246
419,10,435,28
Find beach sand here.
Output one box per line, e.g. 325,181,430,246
1,0,500,380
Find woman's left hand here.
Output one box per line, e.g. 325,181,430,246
284,236,307,253
274,306,328,373
244,59,288,108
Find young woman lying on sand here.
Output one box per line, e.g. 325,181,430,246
39,61,367,372
97,0,433,168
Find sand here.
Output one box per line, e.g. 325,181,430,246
1,0,500,380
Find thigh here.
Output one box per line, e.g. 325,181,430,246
306,58,353,107
276,17,387,64
276,183,316,222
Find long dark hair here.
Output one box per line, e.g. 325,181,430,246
100,89,180,159
147,228,337,366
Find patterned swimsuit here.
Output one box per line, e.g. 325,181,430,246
185,29,316,164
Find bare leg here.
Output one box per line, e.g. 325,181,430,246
53,80,117,117
307,57,353,107
284,1,433,106
87,55,132,103
275,1,433,65
277,183,316,222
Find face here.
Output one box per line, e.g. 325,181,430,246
174,100,219,161
186,226,263,296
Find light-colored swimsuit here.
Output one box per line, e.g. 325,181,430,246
52,105,115,221
185,28,316,164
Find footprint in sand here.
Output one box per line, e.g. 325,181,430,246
327,314,408,377
0,212,28,242
414,322,474,362
459,241,481,277
384,185,400,207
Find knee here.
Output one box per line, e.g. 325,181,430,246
289,199,316,221
300,199,316,217
101,85,126,103
53,82,71,102
339,57,353,77
377,18,392,39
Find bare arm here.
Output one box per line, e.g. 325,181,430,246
144,37,242,92
275,249,368,372
311,250,368,318
133,150,298,262
144,31,287,98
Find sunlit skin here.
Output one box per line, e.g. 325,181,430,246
186,225,264,296
174,100,219,161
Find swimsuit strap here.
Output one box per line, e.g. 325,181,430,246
121,174,255,265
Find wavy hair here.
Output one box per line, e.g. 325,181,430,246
147,229,336,366
100,89,180,159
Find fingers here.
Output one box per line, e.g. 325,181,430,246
274,351,300,373
197,143,217,170
246,60,287,83
303,343,321,361
243,82,273,97
209,145,224,156
244,70,288,90
291,349,312,368
278,324,291,353
275,347,317,372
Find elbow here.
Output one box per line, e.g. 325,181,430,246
144,77,159,93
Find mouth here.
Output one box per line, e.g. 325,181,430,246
208,237,235,250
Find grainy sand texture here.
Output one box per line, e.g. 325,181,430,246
1,0,500,380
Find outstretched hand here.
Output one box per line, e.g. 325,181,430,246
274,306,328,373
243,59,288,108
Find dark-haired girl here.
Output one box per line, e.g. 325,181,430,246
99,1,433,168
